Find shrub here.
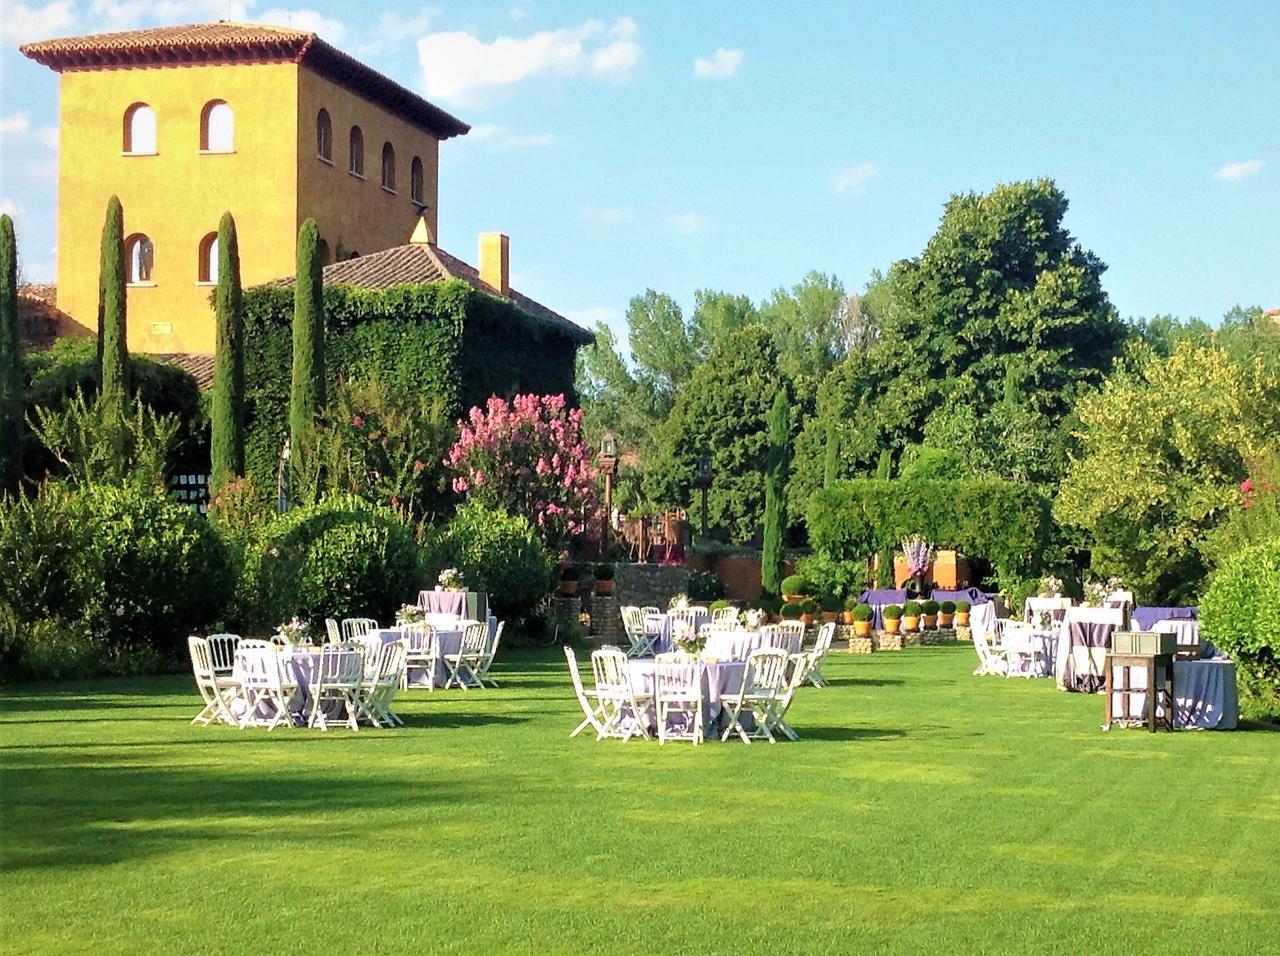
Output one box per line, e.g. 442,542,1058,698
820,593,841,612
882,604,903,620
709,599,730,611
800,598,818,615
594,563,615,581
780,574,809,596
955,599,971,612
779,602,803,620
852,602,874,622
1200,538,1280,720
940,600,956,614
688,570,726,602
922,599,940,615
250,495,424,628
903,600,922,617
429,501,554,621
795,552,865,601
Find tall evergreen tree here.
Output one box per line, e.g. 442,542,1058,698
761,389,791,596
289,218,326,491
0,214,21,493
822,419,840,488
99,195,129,422
210,212,245,487
875,449,893,586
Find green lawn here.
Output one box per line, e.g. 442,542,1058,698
2,645,1278,954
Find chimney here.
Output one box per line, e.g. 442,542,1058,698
409,216,434,245
479,232,510,296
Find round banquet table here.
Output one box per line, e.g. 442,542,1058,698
376,626,464,687
625,658,746,733
702,629,797,661
230,647,329,725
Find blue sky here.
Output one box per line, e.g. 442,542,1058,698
2,0,1278,342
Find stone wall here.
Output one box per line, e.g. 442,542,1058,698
615,564,691,609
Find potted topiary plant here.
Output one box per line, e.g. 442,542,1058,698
938,599,955,628
955,599,971,627
779,601,804,622
852,602,874,638
882,604,903,634
820,593,841,624
558,564,580,596
921,599,939,629
902,600,922,632
800,598,818,628
594,563,615,595
781,574,809,604
842,594,860,625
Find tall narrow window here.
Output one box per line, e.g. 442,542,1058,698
381,142,396,192
123,103,157,154
200,100,233,152
348,125,364,176
125,234,155,284
198,232,218,284
410,156,424,205
316,109,333,161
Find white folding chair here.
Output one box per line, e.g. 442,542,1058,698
769,653,813,741
710,606,739,629
721,647,789,744
807,622,837,687
341,617,378,641
474,621,504,688
592,647,652,740
774,620,807,649
206,633,240,676
621,606,655,658
361,640,406,727
565,645,610,739
400,624,440,690
656,660,704,746
1001,622,1044,679
640,606,660,618
235,644,294,731
188,636,237,726
310,645,365,731
324,618,342,643
972,624,1009,676
443,622,489,690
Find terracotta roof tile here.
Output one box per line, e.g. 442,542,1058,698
155,353,216,389
20,21,469,140
17,284,63,350
266,243,594,344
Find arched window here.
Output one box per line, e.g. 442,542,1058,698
348,125,364,176
316,109,333,161
198,232,218,284
123,103,157,154
410,156,424,204
200,100,233,152
125,233,155,284
381,142,396,192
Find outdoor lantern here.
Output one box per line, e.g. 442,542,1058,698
698,451,713,483
601,432,617,462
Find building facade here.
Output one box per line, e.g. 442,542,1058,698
21,23,469,355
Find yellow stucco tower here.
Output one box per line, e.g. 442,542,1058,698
21,22,470,356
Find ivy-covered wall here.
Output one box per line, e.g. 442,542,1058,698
241,280,584,492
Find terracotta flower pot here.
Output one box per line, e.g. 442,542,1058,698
955,611,970,627
923,614,938,629
854,620,872,638
595,580,615,595
840,611,854,625
938,612,953,628
903,615,920,632
884,618,901,634
821,611,838,624
801,614,815,628
559,580,578,596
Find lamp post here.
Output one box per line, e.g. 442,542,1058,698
695,450,713,538
598,432,618,556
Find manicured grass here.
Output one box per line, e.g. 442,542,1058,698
2,645,1278,954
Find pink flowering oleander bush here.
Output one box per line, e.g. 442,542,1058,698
447,394,599,551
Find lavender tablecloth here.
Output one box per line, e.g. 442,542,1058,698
931,588,992,605
1131,606,1198,632
626,659,746,730
230,648,328,725
377,626,463,687
859,589,909,630
1003,629,1057,677
419,589,489,622
703,629,797,661
1108,658,1239,729
644,611,710,652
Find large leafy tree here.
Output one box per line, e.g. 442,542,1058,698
1055,341,1280,603
644,327,788,541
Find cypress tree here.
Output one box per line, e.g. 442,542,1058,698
289,218,326,490
875,448,893,587
823,419,840,488
210,212,245,488
761,389,791,596
0,214,21,493
99,195,129,421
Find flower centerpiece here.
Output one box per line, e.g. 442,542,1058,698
901,536,935,592
673,628,706,656
743,607,767,629
669,593,690,611
396,603,426,626
276,617,311,645
1039,574,1064,598
437,567,464,591
1084,576,1126,607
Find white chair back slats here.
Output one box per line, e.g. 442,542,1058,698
565,645,608,739
341,618,378,641
234,643,294,731
774,620,807,647
362,639,406,727
475,621,504,687
269,633,289,646
206,633,240,674
325,618,342,643
710,606,739,628
768,652,812,741
640,606,660,618
655,660,703,745
807,622,837,687
400,623,440,691
621,605,655,658
972,623,1009,676
720,647,790,744
591,646,650,740
188,636,233,726
442,622,489,690
310,645,364,731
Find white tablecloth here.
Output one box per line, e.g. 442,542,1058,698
377,625,463,687
703,629,795,661
626,659,746,729
1107,659,1239,730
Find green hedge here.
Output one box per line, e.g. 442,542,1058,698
241,280,584,496
807,478,1053,583
1200,538,1280,720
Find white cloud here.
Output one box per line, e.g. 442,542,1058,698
0,199,25,219
832,162,879,194
36,127,59,151
0,113,32,137
255,7,346,41
581,206,632,224
467,124,554,149
418,17,641,105
667,211,707,235
693,47,743,79
0,1,77,45
1213,159,1264,182
357,8,435,55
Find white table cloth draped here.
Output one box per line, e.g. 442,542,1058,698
1107,658,1239,730
702,629,794,661
376,625,466,686
625,659,746,730
1055,607,1124,691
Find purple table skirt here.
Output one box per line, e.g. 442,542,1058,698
1131,606,1198,632
1060,621,1117,693
931,588,992,605
626,660,746,732
859,589,909,630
